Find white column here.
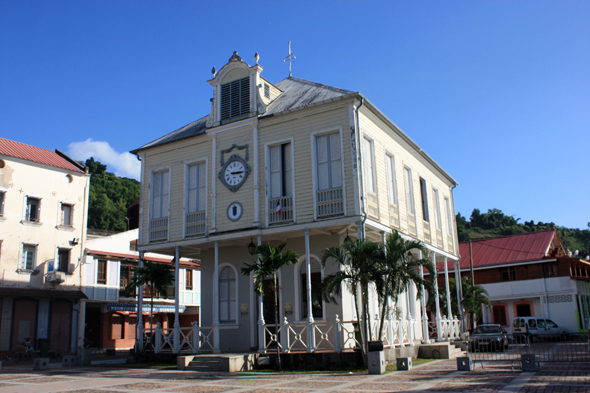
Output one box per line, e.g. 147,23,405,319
211,136,217,232
174,246,180,353
304,229,315,352
253,124,260,226
432,252,442,341
454,260,464,333
213,241,220,353
405,283,414,346
257,236,265,353
138,251,145,348
419,250,430,344
444,257,452,338
384,232,394,347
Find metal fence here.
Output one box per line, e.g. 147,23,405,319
466,333,589,369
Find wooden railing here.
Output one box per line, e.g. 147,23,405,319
316,187,344,219
150,217,168,242
186,211,206,237
268,195,293,225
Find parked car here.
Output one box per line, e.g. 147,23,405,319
468,324,509,352
512,317,569,343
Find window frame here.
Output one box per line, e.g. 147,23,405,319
97,259,107,285
444,196,453,236
432,188,442,230
220,77,250,123
500,267,517,281
0,190,5,217
25,196,41,223
151,169,170,221
57,248,70,273
362,136,377,194
384,152,398,206
60,202,74,227
419,177,429,222
186,269,193,290
218,264,238,324
268,141,294,199
20,243,36,271
403,166,415,215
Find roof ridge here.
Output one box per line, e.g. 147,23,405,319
277,76,356,94
462,229,556,244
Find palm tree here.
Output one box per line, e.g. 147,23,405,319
241,243,298,371
321,239,385,367
461,277,491,329
377,230,435,341
127,260,175,335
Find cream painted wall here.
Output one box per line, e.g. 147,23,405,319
0,155,89,289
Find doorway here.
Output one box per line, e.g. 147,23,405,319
49,300,71,352
85,307,101,348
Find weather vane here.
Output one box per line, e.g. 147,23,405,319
284,41,295,77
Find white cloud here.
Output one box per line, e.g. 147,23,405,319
67,139,140,180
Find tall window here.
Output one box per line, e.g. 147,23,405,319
403,167,415,214
269,143,292,198
152,171,170,220
187,163,206,213
97,259,107,284
385,154,398,205
0,191,5,216
219,266,236,323
363,138,376,193
186,269,193,290
433,188,442,229
220,77,250,121
316,133,342,190
21,244,36,270
57,248,70,273
61,203,73,227
419,178,429,222
26,197,40,222
444,197,453,235
300,258,323,319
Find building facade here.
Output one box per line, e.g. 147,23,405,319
131,52,460,353
0,138,89,354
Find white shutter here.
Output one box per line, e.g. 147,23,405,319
270,145,281,198
198,163,207,211
445,197,453,235
162,171,169,218
404,167,414,214
434,189,442,229
316,135,329,190
283,143,292,196
188,165,197,212
153,173,162,218
363,139,374,192
386,156,393,204
329,133,342,188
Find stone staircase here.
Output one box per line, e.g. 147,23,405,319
418,341,466,360
185,356,223,372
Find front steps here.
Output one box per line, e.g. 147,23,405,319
178,353,257,372
418,341,466,360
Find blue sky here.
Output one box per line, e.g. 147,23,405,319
1,1,588,229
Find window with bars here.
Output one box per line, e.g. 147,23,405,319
152,171,169,220
25,197,40,222
269,143,292,198
219,266,236,323
419,178,429,222
316,133,342,191
61,203,73,227
97,259,107,284
57,248,70,273
221,77,250,122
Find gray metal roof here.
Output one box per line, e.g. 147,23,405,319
131,77,354,153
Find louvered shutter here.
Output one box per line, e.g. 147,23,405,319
162,171,170,218
283,143,292,196
270,145,281,198
316,135,329,190
153,173,162,218
386,156,394,204
299,258,322,274
188,165,197,213
329,134,342,188
221,84,230,120
240,77,249,115
363,139,374,192
197,163,206,211
404,168,414,214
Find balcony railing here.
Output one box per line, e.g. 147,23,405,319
389,203,400,228
269,195,293,225
316,187,344,219
150,217,168,242
186,211,206,237
435,227,443,248
407,212,417,236
367,191,379,219
423,220,432,243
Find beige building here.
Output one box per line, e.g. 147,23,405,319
131,51,460,354
0,138,89,355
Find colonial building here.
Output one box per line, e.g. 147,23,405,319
82,229,200,350
439,230,590,334
131,51,460,354
0,138,89,354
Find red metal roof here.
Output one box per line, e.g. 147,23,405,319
0,138,84,173
86,249,200,268
450,230,556,269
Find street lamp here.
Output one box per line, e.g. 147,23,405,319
247,238,257,255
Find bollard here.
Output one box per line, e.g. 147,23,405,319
457,356,474,371
396,357,412,371
521,354,537,372
33,358,50,370
368,341,385,374
62,355,78,367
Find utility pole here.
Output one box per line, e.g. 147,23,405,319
469,239,475,331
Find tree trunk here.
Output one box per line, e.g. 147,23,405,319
378,275,392,341
273,273,282,371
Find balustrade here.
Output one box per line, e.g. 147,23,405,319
316,187,344,218
268,195,293,225
150,217,168,242
185,211,206,237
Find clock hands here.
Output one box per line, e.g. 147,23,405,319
230,171,244,175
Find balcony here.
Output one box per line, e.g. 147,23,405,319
316,187,344,219
150,217,168,242
423,220,432,243
186,211,206,237
389,203,400,229
119,279,175,300
269,195,293,225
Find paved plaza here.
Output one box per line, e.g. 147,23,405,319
0,358,588,393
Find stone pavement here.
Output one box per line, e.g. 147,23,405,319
0,358,588,393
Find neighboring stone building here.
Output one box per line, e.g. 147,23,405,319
131,51,460,354
0,137,90,354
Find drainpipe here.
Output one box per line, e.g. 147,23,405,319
77,170,90,354
355,97,366,240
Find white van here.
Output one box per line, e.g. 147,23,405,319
512,317,568,342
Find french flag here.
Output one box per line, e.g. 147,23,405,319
276,201,282,215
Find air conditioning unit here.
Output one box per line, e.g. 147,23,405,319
46,272,65,284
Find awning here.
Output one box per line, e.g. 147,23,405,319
107,303,186,313
0,287,87,299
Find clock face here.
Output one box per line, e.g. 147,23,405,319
218,154,251,192
224,160,246,186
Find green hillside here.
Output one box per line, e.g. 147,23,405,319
456,208,590,258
